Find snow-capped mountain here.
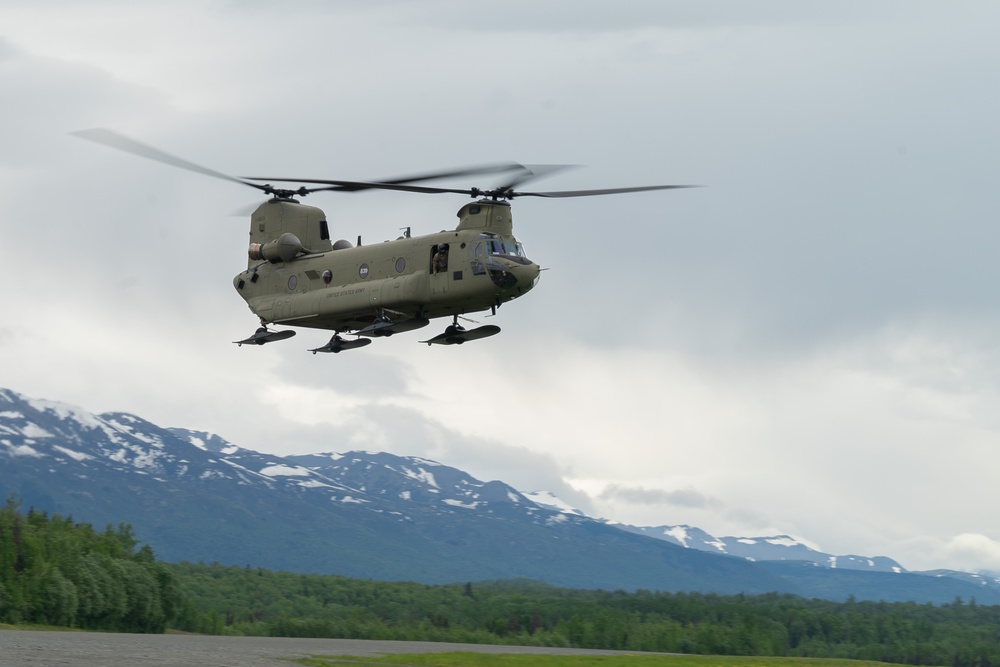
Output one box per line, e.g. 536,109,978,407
523,490,587,516
2,387,997,603
614,524,906,573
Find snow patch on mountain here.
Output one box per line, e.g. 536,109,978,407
443,498,480,510
767,536,805,548
660,526,688,546
297,479,336,489
523,491,585,515
20,423,53,439
260,464,312,477
53,445,93,461
402,466,439,488
26,398,103,430
9,444,43,457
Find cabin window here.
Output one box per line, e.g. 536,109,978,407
287,275,298,290
431,244,449,274
322,270,332,284
359,264,369,279
395,257,406,273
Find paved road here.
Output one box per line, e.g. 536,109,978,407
0,631,634,666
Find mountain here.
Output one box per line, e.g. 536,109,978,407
2,387,997,604
612,523,906,572
536,510,1000,601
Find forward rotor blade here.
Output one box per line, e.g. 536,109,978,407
512,184,699,198
247,164,578,198
246,162,530,194
253,178,479,197
71,128,264,191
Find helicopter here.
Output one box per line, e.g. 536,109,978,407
72,129,692,353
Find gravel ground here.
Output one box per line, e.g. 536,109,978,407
0,631,635,666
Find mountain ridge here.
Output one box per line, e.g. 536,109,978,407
2,387,997,604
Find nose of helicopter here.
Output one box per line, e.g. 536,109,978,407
516,261,541,291
505,259,541,294
485,256,540,294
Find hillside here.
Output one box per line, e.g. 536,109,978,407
2,387,997,604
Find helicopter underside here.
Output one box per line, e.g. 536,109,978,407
262,287,519,336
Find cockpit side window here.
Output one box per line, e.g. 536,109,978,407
504,240,525,257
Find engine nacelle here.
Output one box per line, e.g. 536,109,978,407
249,233,305,263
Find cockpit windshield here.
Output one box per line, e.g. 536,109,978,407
475,233,526,259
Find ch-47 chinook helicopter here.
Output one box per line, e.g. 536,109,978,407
73,129,692,353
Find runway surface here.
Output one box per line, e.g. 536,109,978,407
0,631,634,666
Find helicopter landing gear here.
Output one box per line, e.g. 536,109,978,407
233,326,296,347
309,334,372,354
419,316,501,346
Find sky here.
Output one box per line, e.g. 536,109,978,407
2,0,1000,575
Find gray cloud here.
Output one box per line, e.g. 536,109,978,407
600,484,721,510
2,1,1000,573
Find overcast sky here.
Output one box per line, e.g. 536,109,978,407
3,0,1000,575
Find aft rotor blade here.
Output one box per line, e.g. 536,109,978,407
245,162,531,194
248,177,479,197
512,184,699,198
71,128,268,192
363,163,529,188
497,164,577,191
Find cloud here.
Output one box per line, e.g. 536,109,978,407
600,484,721,510
943,534,1000,574
246,381,596,515
899,533,1000,574
2,1,1000,577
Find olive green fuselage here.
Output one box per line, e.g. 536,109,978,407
232,198,540,333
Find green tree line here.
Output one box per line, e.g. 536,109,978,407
170,562,1000,666
0,498,193,632
4,498,1000,667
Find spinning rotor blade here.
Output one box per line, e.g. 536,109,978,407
246,164,579,198
330,162,530,191
74,129,697,203
246,177,481,197
244,162,540,195
71,128,261,190
248,164,694,200
245,177,698,200
496,164,577,191
511,184,698,198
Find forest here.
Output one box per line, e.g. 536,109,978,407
170,562,1000,666
0,499,188,632
2,501,1000,667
